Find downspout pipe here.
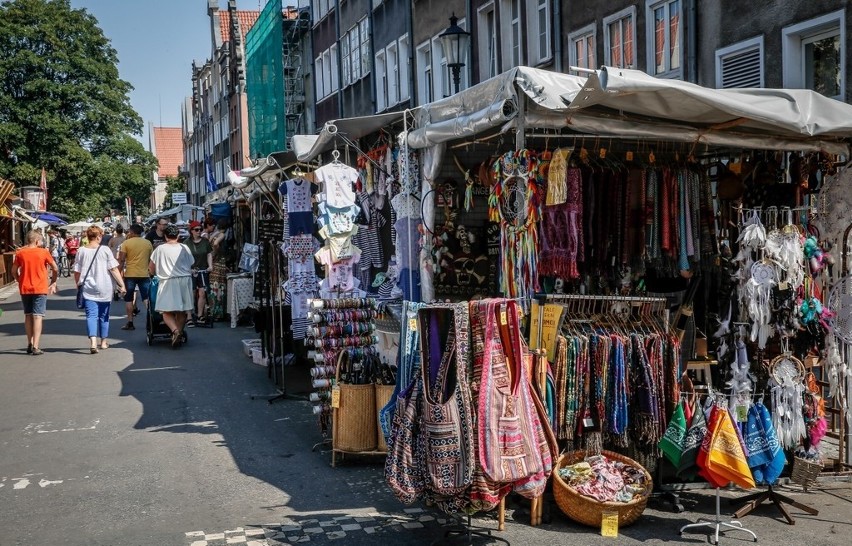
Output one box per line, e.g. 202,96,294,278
553,0,563,72
687,0,697,83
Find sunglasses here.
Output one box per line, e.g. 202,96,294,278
191,228,202,231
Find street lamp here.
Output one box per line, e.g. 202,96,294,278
439,13,471,95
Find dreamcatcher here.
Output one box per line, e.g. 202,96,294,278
763,211,805,291
769,348,806,449
825,275,852,426
745,259,776,349
489,150,543,301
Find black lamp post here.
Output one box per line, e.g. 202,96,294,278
439,13,471,95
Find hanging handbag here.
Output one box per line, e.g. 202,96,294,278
76,247,101,309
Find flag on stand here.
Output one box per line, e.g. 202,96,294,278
39,167,48,211
205,155,217,193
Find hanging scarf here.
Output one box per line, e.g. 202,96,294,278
607,335,629,441
659,401,687,468
677,399,708,479
698,405,755,489
545,148,568,205
745,402,786,484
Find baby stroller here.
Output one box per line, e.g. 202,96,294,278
146,277,189,346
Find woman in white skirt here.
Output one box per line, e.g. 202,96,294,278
148,224,195,348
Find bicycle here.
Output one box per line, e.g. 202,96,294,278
57,254,71,278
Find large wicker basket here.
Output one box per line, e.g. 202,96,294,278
332,352,377,453
790,456,822,490
552,450,653,528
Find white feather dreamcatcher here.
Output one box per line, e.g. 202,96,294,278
770,351,807,449
746,259,776,349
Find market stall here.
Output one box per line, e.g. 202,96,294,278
227,64,852,539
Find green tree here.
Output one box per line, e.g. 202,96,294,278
0,0,157,220
159,175,186,210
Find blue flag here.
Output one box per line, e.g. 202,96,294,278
205,155,217,193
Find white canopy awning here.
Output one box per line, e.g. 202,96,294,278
408,66,852,155
293,111,406,162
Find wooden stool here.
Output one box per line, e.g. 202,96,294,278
686,359,717,385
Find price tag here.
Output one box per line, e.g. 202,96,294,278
500,309,508,325
736,404,749,423
583,417,595,429
331,386,341,408
626,151,634,161
601,511,619,537
409,318,417,331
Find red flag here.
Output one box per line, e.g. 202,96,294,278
39,167,47,211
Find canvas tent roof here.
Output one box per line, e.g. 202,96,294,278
292,112,406,162
407,66,852,155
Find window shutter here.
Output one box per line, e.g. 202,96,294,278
720,46,761,88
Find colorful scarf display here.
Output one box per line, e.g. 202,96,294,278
745,402,786,484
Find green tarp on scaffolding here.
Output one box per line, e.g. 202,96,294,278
246,0,285,159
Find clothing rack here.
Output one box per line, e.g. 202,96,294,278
544,293,671,331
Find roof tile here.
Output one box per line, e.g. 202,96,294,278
152,127,184,178
219,10,260,43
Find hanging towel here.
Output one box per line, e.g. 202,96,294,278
677,400,708,480
699,406,756,489
659,402,687,468
745,402,786,484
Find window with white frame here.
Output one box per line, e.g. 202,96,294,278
715,36,763,89
646,0,682,78
330,43,339,93
375,35,410,112
323,49,332,97
387,42,399,106
603,7,636,68
312,0,332,23
375,49,387,111
399,34,410,101
499,0,523,68
568,25,596,70
782,10,845,100
315,55,324,99
359,18,371,76
341,33,351,86
350,28,362,82
527,0,551,64
477,2,498,80
416,41,433,106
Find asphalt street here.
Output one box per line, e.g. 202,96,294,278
1,277,852,546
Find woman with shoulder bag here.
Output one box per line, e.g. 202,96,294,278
74,225,126,354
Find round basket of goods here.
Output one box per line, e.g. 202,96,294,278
552,450,653,527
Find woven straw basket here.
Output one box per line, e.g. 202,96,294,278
791,456,822,489
332,352,377,452
374,384,395,453
552,450,653,527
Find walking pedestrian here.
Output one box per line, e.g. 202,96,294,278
145,218,168,249
108,224,126,258
12,230,59,355
184,220,213,326
74,225,126,354
65,233,79,268
117,223,152,331
148,224,194,348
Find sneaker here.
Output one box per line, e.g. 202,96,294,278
121,322,135,330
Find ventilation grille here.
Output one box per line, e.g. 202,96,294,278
720,46,762,88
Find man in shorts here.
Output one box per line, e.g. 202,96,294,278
118,223,153,330
13,230,59,355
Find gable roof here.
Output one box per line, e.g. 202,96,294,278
152,127,184,179
219,10,260,43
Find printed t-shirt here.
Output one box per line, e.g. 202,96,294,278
317,202,359,236
280,178,315,235
315,246,361,292
315,163,358,208
14,247,55,294
318,225,358,261
121,237,154,277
